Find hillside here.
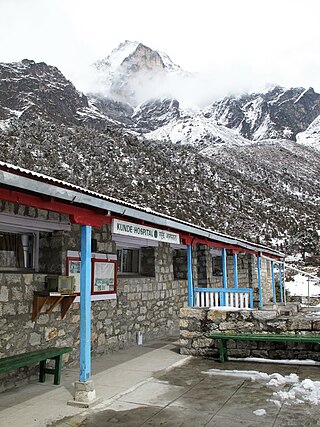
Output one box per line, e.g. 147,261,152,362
1,120,319,255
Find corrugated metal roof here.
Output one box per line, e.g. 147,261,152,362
0,161,284,257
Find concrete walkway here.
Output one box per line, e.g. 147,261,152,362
0,337,189,427
1,338,320,426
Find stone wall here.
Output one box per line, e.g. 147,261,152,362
180,307,320,361
140,247,155,277
261,258,273,304
0,237,188,391
196,245,210,287
173,249,188,280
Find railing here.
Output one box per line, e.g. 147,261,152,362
194,287,253,309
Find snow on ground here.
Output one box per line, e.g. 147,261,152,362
285,273,320,297
253,409,267,416
228,357,320,366
296,115,320,152
203,368,320,407
144,108,252,147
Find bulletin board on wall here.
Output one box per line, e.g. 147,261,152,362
92,259,117,294
66,257,117,295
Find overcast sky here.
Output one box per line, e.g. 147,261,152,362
1,0,320,101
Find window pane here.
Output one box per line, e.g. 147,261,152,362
0,232,33,269
120,249,140,273
212,255,223,276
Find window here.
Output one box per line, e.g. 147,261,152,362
0,231,36,270
212,255,223,276
117,248,140,273
116,247,155,276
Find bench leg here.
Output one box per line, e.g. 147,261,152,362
53,355,62,385
218,339,228,363
39,360,46,383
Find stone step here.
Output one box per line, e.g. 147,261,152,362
277,302,300,316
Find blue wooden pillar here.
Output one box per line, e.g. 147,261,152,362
271,261,276,303
257,255,263,309
187,244,194,307
279,263,284,303
233,252,238,289
221,248,228,305
79,225,92,383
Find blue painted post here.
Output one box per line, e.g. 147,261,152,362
233,252,238,289
187,245,194,307
271,261,276,303
279,263,284,303
249,289,254,309
79,225,92,383
257,255,263,309
221,248,228,305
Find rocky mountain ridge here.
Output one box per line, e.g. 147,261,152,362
1,52,320,151
211,86,320,142
0,42,319,256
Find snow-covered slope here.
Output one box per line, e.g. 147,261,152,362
296,115,320,151
1,120,319,253
144,106,251,148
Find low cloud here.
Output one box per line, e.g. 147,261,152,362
70,52,320,109
73,63,278,108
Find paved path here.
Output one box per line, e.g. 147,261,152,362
1,338,320,426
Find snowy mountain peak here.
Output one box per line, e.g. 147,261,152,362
93,41,182,105
95,40,182,74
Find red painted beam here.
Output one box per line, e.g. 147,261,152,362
179,233,261,256
193,237,237,250
261,252,282,260
0,188,111,227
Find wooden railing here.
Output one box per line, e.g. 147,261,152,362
194,287,253,309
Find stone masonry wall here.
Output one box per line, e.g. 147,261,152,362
196,245,209,287
0,218,188,391
261,258,273,304
173,249,188,280
180,307,320,361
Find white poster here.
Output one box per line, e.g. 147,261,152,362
93,261,115,293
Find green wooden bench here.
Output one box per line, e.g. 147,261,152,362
0,347,72,385
208,333,320,363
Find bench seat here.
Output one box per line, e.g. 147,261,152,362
208,333,320,363
0,347,72,385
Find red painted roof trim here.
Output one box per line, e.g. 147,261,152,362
0,188,111,227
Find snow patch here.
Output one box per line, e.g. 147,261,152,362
253,408,266,416
285,273,320,297
203,367,320,407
